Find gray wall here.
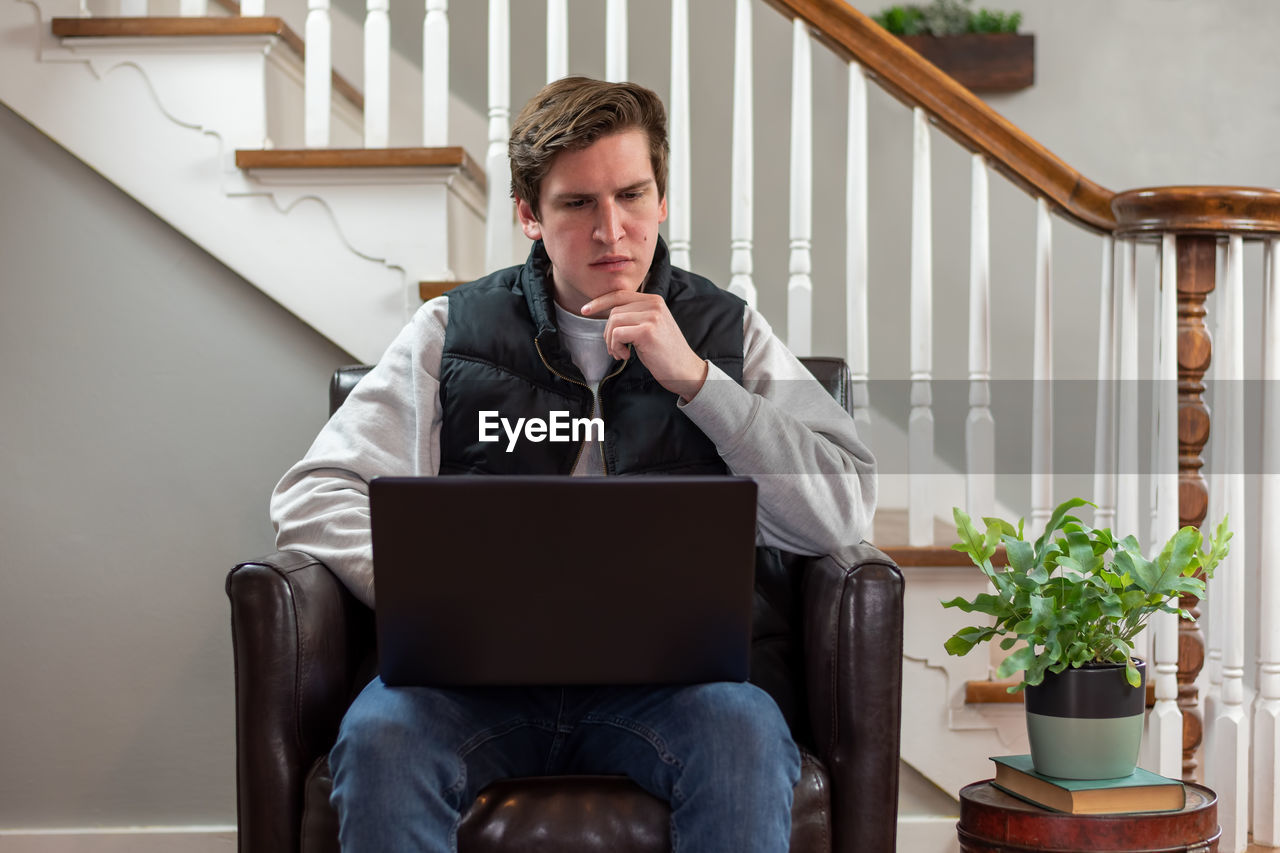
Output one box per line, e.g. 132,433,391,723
0,102,351,826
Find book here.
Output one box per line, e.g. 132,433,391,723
989,754,1186,815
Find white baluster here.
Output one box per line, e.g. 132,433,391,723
1117,240,1155,679
667,0,691,269
304,0,332,147
1092,236,1117,531
239,0,262,16
728,0,755,306
181,0,209,17
119,0,147,15
966,154,993,519
605,0,627,82
1029,198,1053,532
786,17,812,357
908,106,934,546
847,62,870,458
1149,251,1163,560
422,0,449,147
546,0,567,83
1116,239,1141,542
1255,236,1280,846
1205,239,1228,775
485,0,511,271
363,0,390,148
1213,234,1250,851
1149,234,1184,781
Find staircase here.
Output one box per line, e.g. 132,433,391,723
6,0,1280,850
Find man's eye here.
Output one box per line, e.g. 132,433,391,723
565,199,589,209
621,191,644,201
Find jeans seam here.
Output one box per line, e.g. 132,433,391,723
447,717,556,800
578,713,684,768
544,688,571,773
579,713,687,852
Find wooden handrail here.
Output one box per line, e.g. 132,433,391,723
761,0,1117,233
1112,186,1280,237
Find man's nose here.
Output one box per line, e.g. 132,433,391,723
593,200,624,244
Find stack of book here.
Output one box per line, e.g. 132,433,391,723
989,755,1186,815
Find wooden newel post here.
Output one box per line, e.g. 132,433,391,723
1175,234,1216,777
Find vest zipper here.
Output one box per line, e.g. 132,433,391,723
534,336,629,476
594,357,630,475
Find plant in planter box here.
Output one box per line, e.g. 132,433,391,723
873,0,1033,92
872,0,1021,37
942,497,1231,779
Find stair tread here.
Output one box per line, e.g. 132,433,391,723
419,281,466,301
236,147,486,190
53,16,285,37
51,15,364,112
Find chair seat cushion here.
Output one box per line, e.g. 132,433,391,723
302,748,831,853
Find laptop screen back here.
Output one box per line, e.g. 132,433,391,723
370,476,758,687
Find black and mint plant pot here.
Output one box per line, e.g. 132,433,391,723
1023,659,1147,780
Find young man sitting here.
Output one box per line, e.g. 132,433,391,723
270,76,877,853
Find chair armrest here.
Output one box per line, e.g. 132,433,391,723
801,544,904,853
227,550,374,853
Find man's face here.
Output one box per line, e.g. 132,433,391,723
516,129,668,316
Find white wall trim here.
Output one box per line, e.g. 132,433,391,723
896,815,961,853
0,828,236,852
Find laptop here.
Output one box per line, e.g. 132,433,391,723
369,476,758,687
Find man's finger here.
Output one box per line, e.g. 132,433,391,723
580,289,654,317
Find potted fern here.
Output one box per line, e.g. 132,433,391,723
943,497,1231,779
873,0,1034,92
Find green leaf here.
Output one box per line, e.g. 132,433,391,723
1029,593,1056,629
1055,556,1089,577
952,506,996,570
1096,593,1123,619
944,626,997,656
1201,515,1233,578
995,645,1037,680
941,592,1011,618
1154,527,1201,590
1003,537,1035,573
1033,498,1093,554
983,517,1020,540
1116,549,1160,594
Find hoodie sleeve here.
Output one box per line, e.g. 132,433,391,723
677,304,877,556
269,298,450,608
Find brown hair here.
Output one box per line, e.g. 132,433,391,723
509,77,669,218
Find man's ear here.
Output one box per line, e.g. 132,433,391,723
658,194,668,225
515,197,542,241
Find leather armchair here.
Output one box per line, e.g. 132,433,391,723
228,357,903,853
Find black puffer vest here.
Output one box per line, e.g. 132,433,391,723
439,238,744,475
438,238,809,741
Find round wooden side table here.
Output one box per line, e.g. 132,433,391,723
957,780,1220,852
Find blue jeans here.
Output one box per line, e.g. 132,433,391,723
329,677,801,852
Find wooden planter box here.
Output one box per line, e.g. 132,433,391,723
898,32,1035,92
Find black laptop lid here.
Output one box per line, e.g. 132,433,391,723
369,476,758,687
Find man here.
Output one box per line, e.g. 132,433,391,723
271,76,876,852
